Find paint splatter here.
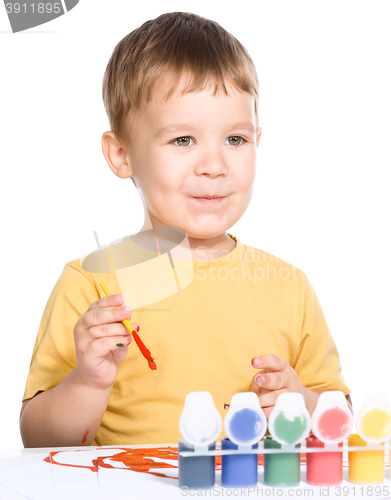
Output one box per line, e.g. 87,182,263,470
98,447,177,478
81,429,89,444
44,451,98,472
44,447,179,478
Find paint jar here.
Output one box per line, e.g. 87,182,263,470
306,391,352,486
306,435,343,485
348,434,384,484
268,393,311,446
263,436,301,486
311,391,353,444
222,392,267,487
355,393,391,444
178,439,216,489
178,392,222,489
221,438,258,487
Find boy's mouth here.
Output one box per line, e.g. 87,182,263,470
193,194,226,199
192,196,226,204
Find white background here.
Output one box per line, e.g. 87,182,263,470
0,1,390,449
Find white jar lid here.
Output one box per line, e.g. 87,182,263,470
224,392,267,446
268,393,311,446
311,391,353,444
179,391,222,446
355,393,391,443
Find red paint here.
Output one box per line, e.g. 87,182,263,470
44,447,178,477
81,429,89,444
43,446,312,479
132,330,157,370
306,435,343,485
98,447,177,478
317,407,351,441
45,451,98,472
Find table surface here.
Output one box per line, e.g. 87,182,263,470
0,445,390,500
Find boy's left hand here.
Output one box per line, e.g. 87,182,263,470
251,354,304,418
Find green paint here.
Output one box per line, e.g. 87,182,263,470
116,343,124,347
264,437,300,486
274,411,307,444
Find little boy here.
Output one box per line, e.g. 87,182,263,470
20,11,350,448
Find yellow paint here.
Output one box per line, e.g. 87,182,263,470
348,435,384,484
360,409,391,440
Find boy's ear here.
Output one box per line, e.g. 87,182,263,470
101,131,134,179
256,127,262,147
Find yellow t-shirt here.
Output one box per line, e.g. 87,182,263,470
23,233,350,445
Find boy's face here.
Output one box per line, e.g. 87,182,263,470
121,74,261,241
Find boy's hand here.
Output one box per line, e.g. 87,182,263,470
73,293,138,391
251,354,304,418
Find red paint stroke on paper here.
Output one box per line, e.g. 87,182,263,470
44,451,98,472
44,447,178,478
97,447,178,478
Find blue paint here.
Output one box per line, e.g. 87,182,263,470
229,408,263,442
221,437,258,487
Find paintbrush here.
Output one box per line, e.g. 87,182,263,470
99,282,157,370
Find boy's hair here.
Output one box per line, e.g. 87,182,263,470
102,11,259,153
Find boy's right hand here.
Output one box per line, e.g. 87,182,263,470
73,294,137,390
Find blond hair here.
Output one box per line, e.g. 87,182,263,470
102,11,259,152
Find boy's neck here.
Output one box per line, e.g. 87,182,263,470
134,223,236,261
187,233,236,261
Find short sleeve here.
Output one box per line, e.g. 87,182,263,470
22,264,99,401
293,277,350,395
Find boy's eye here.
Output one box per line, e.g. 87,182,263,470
226,136,246,146
172,137,194,147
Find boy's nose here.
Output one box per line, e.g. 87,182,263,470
195,148,229,178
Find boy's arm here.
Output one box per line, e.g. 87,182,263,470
20,290,137,448
20,367,113,448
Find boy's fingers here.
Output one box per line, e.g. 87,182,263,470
89,335,132,357
261,405,274,419
88,294,124,311
256,387,284,410
252,354,286,372
88,321,139,340
253,371,289,391
81,304,132,331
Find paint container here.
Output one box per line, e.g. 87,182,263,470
265,393,311,487
221,392,267,487
267,393,311,446
307,391,353,485
178,439,216,489
348,394,391,485
221,438,259,487
264,436,301,486
355,393,391,444
306,435,343,485
178,392,222,489
348,434,384,484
